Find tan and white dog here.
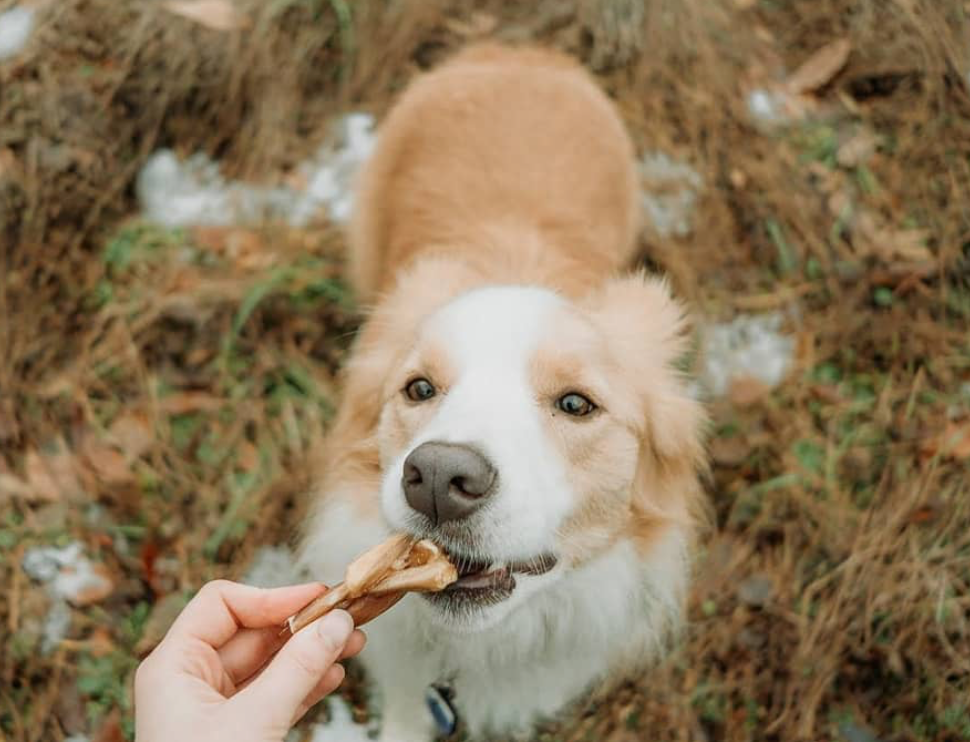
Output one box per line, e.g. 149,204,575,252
300,43,707,741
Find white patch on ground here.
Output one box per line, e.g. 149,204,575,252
290,112,376,225
639,151,703,238
699,313,795,397
745,85,818,130
41,600,72,654
305,697,375,742
136,112,376,229
242,544,302,588
22,542,111,602
747,88,787,125
64,736,91,742
0,6,35,61
22,542,113,652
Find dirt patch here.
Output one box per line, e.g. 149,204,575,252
1,1,969,741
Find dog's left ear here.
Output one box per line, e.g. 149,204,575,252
585,272,708,528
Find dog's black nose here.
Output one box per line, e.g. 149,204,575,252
402,442,497,524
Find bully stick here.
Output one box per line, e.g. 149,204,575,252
283,536,457,635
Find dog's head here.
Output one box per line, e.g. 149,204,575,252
337,260,706,631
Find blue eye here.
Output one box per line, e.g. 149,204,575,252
556,393,596,417
405,378,436,402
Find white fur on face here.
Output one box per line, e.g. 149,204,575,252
378,287,580,623
299,282,697,739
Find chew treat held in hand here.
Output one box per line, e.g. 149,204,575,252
284,536,457,634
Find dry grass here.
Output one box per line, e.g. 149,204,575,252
1,0,969,740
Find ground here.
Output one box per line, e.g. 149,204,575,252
1,1,969,741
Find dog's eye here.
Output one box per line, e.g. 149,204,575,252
405,378,437,402
556,392,596,417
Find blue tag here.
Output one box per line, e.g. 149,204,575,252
425,684,458,737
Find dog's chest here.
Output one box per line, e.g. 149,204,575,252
445,637,613,736
422,595,621,736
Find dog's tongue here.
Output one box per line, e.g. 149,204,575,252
450,563,514,591
447,553,558,590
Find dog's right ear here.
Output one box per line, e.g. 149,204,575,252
583,272,709,535
319,258,483,487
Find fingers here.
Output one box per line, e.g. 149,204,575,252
220,625,367,687
291,665,346,724
229,610,354,728
217,626,286,685
167,580,327,648
341,629,367,661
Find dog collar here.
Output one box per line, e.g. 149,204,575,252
425,683,458,737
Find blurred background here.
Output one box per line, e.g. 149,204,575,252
0,1,968,740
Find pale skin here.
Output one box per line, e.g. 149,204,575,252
134,580,366,742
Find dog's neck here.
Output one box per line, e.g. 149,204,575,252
393,534,687,735
385,219,624,303
412,533,686,671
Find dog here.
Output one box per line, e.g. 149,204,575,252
299,43,707,741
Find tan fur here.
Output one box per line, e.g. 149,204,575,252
348,42,641,304
304,44,709,739
316,258,482,519
318,42,704,572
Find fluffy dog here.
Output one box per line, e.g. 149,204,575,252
300,43,707,741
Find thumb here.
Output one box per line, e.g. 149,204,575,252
231,610,354,729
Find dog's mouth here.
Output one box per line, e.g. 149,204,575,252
423,551,558,610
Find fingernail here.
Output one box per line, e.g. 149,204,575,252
316,610,353,649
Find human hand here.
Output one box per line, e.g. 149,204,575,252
134,580,365,742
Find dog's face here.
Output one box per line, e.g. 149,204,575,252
372,277,704,631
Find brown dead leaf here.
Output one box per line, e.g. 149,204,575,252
282,170,309,192
882,229,933,263
711,436,751,467
87,626,116,658
108,411,155,459
0,147,22,181
81,440,133,486
754,28,776,46
192,227,273,270
169,268,202,293
92,708,125,742
0,398,18,442
729,376,772,407
826,189,853,219
445,12,498,38
0,472,33,500
787,38,852,94
224,229,262,259
54,686,87,736
157,392,224,415
837,130,881,168
907,504,938,525
23,450,58,499
36,374,77,399
235,440,260,473
186,346,214,366
921,421,970,461
23,442,83,501
192,226,231,253
856,212,933,262
163,0,248,31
